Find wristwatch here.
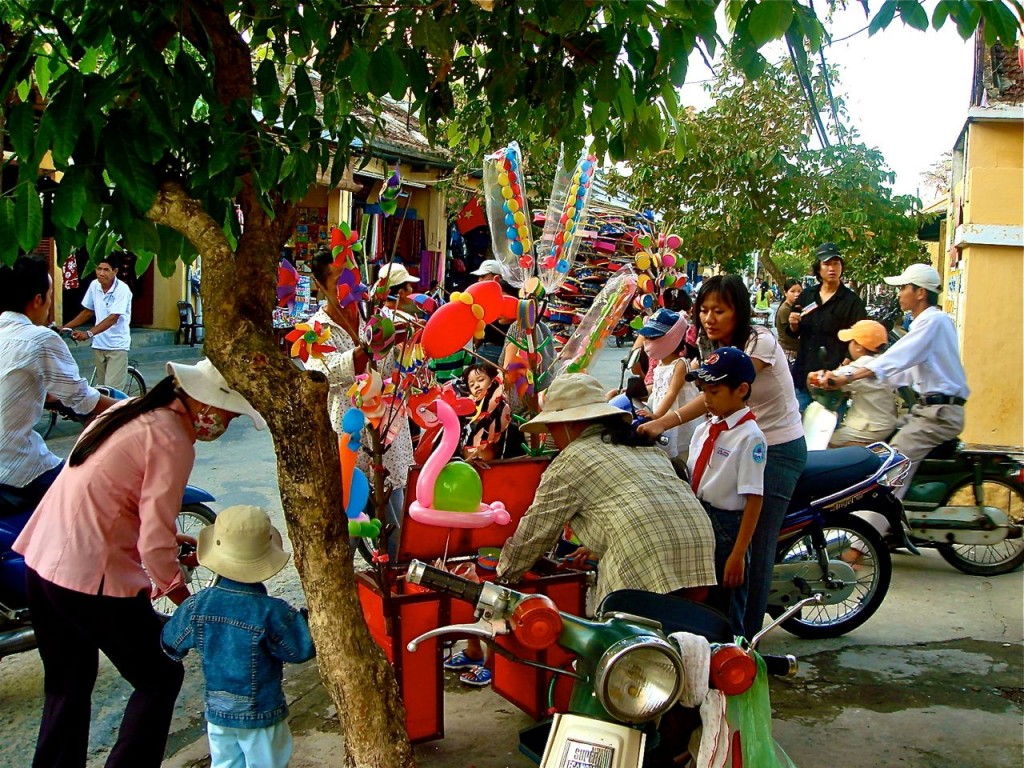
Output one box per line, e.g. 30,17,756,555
86,330,93,339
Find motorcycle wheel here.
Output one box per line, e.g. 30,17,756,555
937,478,1024,576
774,515,891,639
152,503,220,614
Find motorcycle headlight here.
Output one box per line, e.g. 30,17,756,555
594,636,683,723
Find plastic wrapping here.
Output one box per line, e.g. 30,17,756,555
725,653,797,768
550,272,637,378
482,141,533,288
535,147,599,294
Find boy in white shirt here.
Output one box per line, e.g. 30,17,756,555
686,347,766,634
825,320,898,447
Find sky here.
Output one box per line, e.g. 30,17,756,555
679,3,975,203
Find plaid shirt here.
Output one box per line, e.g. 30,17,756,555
497,425,716,603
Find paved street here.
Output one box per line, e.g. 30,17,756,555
1,341,1021,767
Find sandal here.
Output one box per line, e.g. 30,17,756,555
444,651,484,670
459,665,493,687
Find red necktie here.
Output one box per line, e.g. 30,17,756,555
690,411,756,493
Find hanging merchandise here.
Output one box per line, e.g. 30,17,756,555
534,147,599,294
550,271,637,377
482,141,533,288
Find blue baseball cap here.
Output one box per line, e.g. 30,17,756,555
635,308,680,338
686,347,756,386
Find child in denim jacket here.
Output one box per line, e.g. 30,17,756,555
162,505,315,768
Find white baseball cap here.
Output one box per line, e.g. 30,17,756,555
883,264,941,293
471,259,505,277
378,264,419,288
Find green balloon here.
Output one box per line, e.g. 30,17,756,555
433,462,483,513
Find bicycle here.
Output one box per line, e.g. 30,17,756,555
34,328,147,439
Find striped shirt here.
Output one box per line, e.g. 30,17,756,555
0,312,100,487
497,425,716,604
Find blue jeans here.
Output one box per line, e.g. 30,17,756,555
208,720,292,768
743,435,807,638
386,486,405,559
703,503,749,636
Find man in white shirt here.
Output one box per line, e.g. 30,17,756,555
61,254,133,388
819,264,969,496
0,257,114,507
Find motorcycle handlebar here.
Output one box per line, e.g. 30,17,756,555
406,560,484,606
761,653,799,678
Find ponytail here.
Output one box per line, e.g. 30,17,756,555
69,376,180,466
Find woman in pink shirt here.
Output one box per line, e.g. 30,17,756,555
14,358,265,768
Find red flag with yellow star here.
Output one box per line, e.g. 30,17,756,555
456,195,487,234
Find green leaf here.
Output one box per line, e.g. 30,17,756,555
7,101,36,162
53,165,87,229
14,179,43,253
79,47,99,75
0,198,17,266
133,250,154,278
869,0,898,35
34,56,51,99
157,249,179,278
931,0,957,29
43,71,84,165
293,65,315,115
897,1,929,31
125,219,161,256
103,118,159,214
368,47,394,97
347,48,370,96
748,1,794,46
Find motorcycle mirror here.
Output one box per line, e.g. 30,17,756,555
625,347,643,371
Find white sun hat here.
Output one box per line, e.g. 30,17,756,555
197,505,290,583
166,359,267,430
521,373,631,434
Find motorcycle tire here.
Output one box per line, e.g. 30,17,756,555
937,478,1024,576
152,503,220,615
773,515,891,639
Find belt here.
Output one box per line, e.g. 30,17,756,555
920,394,967,407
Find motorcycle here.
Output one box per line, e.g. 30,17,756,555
0,485,219,659
802,390,1024,577
768,442,913,638
405,559,817,768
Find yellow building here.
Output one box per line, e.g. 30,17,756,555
940,37,1023,445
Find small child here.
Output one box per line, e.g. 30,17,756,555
635,308,700,473
162,506,315,768
461,361,511,461
686,347,767,635
826,320,897,447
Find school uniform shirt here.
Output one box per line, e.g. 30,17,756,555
833,354,898,438
687,407,767,513
862,306,969,399
0,312,100,487
82,277,132,351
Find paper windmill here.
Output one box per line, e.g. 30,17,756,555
379,165,402,216
336,265,368,308
277,258,299,308
285,321,336,362
331,223,362,267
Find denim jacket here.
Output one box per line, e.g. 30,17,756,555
161,578,315,729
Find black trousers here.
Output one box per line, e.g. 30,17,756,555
25,568,184,768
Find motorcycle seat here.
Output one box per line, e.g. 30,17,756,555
790,446,882,510
596,589,733,644
0,508,33,551
924,438,959,460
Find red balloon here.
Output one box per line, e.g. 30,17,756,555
498,294,520,321
466,280,504,324
422,301,477,359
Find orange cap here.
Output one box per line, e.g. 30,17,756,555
838,320,888,352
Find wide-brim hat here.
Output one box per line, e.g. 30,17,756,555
167,359,267,430
521,373,631,434
883,263,942,293
197,505,290,583
378,264,419,288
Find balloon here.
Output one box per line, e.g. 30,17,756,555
466,280,504,323
535,147,599,294
346,468,370,519
498,294,520,322
421,301,478,359
433,462,482,513
483,142,533,287
550,272,637,377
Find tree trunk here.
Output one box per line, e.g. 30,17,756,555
149,182,415,768
759,239,786,291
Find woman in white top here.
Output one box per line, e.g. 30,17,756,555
640,275,807,638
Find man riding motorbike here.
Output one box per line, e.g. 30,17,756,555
816,263,969,496
0,256,116,507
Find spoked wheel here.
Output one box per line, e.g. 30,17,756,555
773,515,892,639
124,365,147,397
938,479,1024,576
152,503,219,614
34,408,58,439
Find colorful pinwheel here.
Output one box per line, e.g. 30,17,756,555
285,321,336,362
277,258,299,308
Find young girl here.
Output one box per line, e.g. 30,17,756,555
635,309,698,473
775,278,803,362
461,362,511,461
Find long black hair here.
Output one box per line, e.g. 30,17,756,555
598,415,657,448
694,274,754,350
69,376,180,466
